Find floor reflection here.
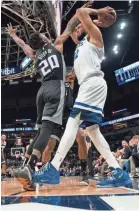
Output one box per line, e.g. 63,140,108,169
1,195,114,210
1,177,139,210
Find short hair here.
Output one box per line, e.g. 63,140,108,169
29,32,44,50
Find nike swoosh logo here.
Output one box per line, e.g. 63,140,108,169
119,173,124,178
40,180,49,182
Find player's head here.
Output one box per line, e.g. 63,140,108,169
29,32,50,50
71,23,86,44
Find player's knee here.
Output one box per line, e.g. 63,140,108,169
86,124,99,136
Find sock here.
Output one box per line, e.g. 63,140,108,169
22,157,29,167
35,166,39,171
51,117,81,170
80,159,87,176
86,125,120,169
28,154,38,171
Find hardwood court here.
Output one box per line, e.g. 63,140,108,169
1,177,137,197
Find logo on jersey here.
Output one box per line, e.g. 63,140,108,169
74,41,84,60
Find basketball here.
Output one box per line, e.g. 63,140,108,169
95,9,117,27
104,9,117,26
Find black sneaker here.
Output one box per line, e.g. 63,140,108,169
13,165,36,191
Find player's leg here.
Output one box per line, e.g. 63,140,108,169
86,125,131,187
76,128,88,176
84,77,131,187
13,87,54,190
22,85,45,167
42,138,57,164
26,81,62,169
13,81,65,189
51,115,82,169
42,124,63,164
76,128,94,185
23,128,41,167
32,114,82,184
86,125,120,169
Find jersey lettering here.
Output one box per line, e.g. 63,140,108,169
39,55,60,77
74,41,84,60
74,49,79,60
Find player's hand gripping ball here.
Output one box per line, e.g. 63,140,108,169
94,7,117,28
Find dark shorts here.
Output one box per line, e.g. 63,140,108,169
36,80,65,127
51,82,73,141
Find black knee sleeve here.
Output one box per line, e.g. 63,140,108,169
33,120,55,155
27,129,40,155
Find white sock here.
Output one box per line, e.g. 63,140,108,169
35,166,39,171
86,124,120,169
51,117,81,170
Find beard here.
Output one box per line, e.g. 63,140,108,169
77,32,86,41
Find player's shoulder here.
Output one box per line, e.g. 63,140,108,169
47,43,62,54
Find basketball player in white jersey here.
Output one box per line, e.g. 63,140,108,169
32,5,131,187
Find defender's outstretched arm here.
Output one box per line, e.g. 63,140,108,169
7,23,35,60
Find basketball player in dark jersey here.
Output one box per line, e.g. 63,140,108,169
23,71,89,185
7,23,73,190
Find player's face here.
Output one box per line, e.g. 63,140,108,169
76,24,85,36
71,24,86,44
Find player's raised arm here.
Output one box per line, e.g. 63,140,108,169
54,1,93,53
7,23,35,60
76,7,115,48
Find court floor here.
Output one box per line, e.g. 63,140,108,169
1,177,139,210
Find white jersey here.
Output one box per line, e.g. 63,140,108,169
74,36,104,85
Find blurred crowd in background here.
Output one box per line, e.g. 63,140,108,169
1,131,139,179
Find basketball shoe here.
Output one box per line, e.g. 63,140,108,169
97,167,132,187
13,165,36,191
32,162,60,184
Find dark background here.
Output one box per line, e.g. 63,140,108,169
1,1,139,124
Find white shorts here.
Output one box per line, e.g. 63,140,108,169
70,76,107,126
